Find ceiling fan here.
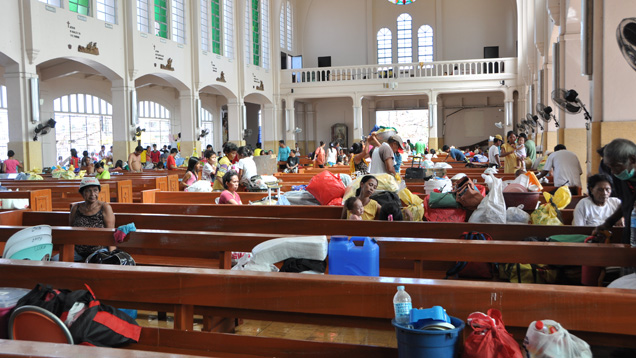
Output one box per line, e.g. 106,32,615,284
536,103,560,128
617,18,636,72
243,128,253,140
132,126,145,141
293,127,302,134
33,118,57,141
551,88,592,130
494,122,503,129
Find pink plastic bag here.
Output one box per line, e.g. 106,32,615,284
306,171,345,205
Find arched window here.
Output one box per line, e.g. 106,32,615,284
396,13,412,63
377,28,392,64
138,101,171,147
224,0,234,59
261,0,270,69
0,86,8,160
54,94,113,161
418,25,433,63
280,1,293,52
200,108,215,150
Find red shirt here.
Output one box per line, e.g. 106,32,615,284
151,150,161,163
167,155,177,170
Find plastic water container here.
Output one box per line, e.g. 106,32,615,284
0,287,30,338
328,236,379,276
393,316,465,358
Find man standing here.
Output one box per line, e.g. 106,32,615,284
253,142,263,156
594,138,636,245
277,140,291,170
314,141,326,168
488,137,502,167
415,139,426,156
151,144,161,167
98,145,107,162
442,145,466,162
128,146,144,173
536,144,582,189
166,148,179,170
407,139,415,153
519,133,536,168
369,134,404,175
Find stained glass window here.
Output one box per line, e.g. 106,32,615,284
387,0,415,4
211,0,221,54
69,0,90,15
154,0,168,39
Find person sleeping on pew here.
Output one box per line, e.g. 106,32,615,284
573,173,622,227
378,200,413,221
341,175,381,220
65,177,116,262
219,170,242,205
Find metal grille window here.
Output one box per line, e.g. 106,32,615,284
138,101,172,147
96,0,116,23
154,0,168,39
251,0,260,66
211,0,221,54
377,28,392,64
200,0,209,51
285,1,292,51
137,0,150,33
279,8,285,51
53,94,113,160
69,0,90,15
224,0,234,59
397,13,412,63
418,25,433,63
171,0,186,43
261,0,269,69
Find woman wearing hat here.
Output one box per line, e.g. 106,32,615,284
69,177,115,261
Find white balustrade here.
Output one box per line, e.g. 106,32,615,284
282,58,516,85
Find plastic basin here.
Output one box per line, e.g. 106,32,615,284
503,192,541,210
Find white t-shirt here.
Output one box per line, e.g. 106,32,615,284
542,150,582,187
488,145,500,165
326,147,338,163
573,196,621,226
202,162,216,181
237,157,257,183
369,142,394,174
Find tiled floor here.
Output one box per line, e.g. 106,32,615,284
136,311,398,348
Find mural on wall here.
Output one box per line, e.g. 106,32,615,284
252,74,264,91
331,123,348,147
78,42,99,55
160,58,174,71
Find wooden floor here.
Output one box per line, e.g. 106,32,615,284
136,311,398,348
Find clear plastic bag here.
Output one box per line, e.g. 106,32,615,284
506,205,530,224
469,173,506,224
522,320,592,358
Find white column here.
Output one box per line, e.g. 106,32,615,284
227,99,244,144
428,94,438,135
284,97,295,143
111,81,136,163
305,103,315,154
260,103,276,147
178,90,199,156
5,68,42,170
504,100,514,133
352,95,363,142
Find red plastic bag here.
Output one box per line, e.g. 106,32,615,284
463,309,522,358
423,195,466,222
306,171,345,205
327,197,343,206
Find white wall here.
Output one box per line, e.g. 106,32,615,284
314,97,354,147
441,92,505,147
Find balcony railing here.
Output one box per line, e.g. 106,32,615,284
281,58,517,85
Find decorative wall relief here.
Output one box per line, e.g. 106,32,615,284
78,42,99,55
255,81,264,91
160,58,174,71
216,71,226,82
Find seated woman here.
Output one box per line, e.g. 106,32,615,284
69,177,115,262
573,173,622,226
237,146,258,188
94,162,110,179
111,160,125,172
218,170,242,204
181,157,201,190
340,175,381,220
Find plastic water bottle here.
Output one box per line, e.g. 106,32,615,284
393,286,412,325
631,208,636,248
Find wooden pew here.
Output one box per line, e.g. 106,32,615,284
0,184,109,210
0,189,52,211
9,211,624,243
141,189,276,204
2,260,635,354
4,179,132,204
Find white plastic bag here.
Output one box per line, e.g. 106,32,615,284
522,320,592,358
484,167,499,175
469,173,506,224
184,180,212,192
506,205,530,224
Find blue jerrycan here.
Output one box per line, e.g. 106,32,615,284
328,236,379,276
